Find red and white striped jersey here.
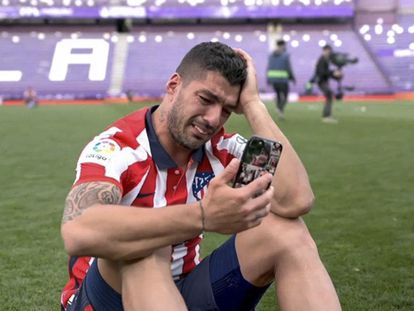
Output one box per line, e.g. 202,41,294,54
61,105,247,307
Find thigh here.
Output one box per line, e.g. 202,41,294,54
273,82,283,93
318,81,332,97
175,257,218,311
178,236,270,311
235,213,316,287
282,83,289,96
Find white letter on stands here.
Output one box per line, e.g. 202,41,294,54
49,39,109,81
0,70,23,82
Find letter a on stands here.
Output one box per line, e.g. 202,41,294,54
49,39,109,81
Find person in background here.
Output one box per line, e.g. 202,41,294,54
126,90,134,103
23,86,38,109
266,39,296,119
313,45,343,123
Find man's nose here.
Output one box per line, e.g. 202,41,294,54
203,104,222,128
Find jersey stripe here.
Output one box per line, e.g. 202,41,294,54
154,168,168,208
121,168,150,206
171,242,187,279
205,140,226,177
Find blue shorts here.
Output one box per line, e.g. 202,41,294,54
65,236,271,311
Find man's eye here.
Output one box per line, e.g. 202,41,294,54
199,96,211,104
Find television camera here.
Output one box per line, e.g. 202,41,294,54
306,50,359,100
330,52,359,99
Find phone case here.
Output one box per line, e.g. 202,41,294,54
233,135,283,189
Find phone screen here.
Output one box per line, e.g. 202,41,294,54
233,136,283,189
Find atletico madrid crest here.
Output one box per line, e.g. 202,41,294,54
192,172,214,200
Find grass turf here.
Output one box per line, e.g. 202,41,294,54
0,100,413,310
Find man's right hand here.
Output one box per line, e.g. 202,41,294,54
332,69,343,79
201,158,274,234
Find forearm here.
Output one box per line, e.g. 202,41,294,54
61,203,202,261
243,102,315,217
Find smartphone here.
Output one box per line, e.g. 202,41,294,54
233,135,283,189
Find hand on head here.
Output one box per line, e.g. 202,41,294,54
233,48,262,114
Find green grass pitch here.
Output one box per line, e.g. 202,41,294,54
0,100,413,310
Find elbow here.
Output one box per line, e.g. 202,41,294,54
290,182,316,217
61,221,146,262
61,221,90,257
61,222,82,256
292,192,315,217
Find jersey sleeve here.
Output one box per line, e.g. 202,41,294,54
73,126,131,193
209,131,247,166
221,133,248,164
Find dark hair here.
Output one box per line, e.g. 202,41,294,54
276,39,286,47
176,41,247,87
323,44,333,51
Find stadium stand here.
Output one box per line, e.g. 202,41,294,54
123,24,269,97
356,15,414,91
2,0,354,10
0,0,413,101
0,25,115,99
0,0,355,20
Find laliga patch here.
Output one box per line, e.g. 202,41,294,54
80,139,121,165
93,140,118,154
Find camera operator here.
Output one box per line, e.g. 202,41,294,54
313,44,343,123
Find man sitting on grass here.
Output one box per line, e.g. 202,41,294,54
60,42,341,311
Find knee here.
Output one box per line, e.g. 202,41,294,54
264,216,318,260
287,225,317,258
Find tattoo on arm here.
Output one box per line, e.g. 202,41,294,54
62,182,122,224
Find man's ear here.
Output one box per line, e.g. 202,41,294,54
166,73,182,96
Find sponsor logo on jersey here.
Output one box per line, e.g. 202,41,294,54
85,153,109,161
80,139,120,165
192,171,214,200
93,140,118,154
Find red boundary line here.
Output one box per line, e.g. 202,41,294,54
1,97,160,106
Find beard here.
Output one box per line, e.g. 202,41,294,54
167,97,217,150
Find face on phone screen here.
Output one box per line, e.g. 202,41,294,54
233,136,283,189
